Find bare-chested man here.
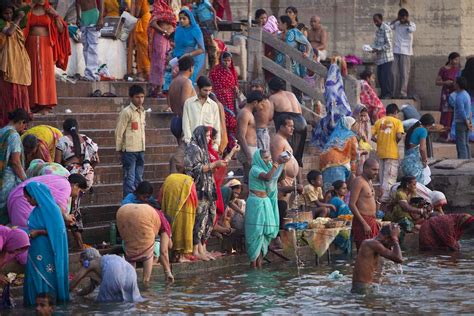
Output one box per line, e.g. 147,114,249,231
268,77,308,169
167,56,196,143
352,223,403,294
350,158,380,251
237,91,264,182
270,115,301,221
250,79,273,151
307,15,328,61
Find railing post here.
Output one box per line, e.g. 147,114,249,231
247,27,264,81
285,55,292,91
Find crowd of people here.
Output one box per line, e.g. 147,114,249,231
0,1,474,313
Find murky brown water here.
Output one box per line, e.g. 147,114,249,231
8,239,474,314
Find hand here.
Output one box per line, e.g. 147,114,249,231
16,10,25,20
444,80,454,86
76,19,81,27
96,18,104,31
329,204,337,212
277,155,290,164
363,222,372,236
214,160,228,168
64,214,76,226
422,160,428,168
390,223,401,239
0,275,9,286
296,184,304,194
232,144,241,153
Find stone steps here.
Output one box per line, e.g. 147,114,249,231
56,81,148,97
54,97,168,113
381,98,421,111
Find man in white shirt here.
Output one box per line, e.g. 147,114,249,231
391,8,416,98
182,76,221,147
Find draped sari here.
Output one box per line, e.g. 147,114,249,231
174,8,205,84
128,0,151,77
0,226,30,267
359,79,386,123
21,125,62,163
24,181,69,306
312,63,352,149
208,139,226,220
244,150,283,261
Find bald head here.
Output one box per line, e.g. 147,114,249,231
310,15,321,29
363,158,379,180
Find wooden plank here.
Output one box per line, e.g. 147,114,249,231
262,56,324,101
247,27,264,81
262,30,328,77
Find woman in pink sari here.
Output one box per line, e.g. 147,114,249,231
148,0,176,97
209,52,239,151
0,225,30,277
359,70,386,124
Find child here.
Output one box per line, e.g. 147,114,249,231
35,292,55,316
352,105,372,175
75,0,105,81
452,76,472,159
298,170,336,218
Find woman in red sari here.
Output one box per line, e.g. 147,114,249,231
24,0,70,114
435,52,461,136
419,213,474,251
359,70,386,124
209,52,239,151
148,0,176,97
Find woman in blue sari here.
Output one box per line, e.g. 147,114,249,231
312,58,352,149
244,149,285,268
327,180,352,254
401,114,435,184
174,8,206,84
23,181,69,306
276,15,313,78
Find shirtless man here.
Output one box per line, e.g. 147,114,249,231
236,90,264,182
167,56,196,143
268,77,308,169
271,114,301,219
350,158,380,251
250,79,273,151
307,15,328,61
352,223,403,294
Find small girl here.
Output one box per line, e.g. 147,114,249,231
352,105,372,175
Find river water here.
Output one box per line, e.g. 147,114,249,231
11,239,474,314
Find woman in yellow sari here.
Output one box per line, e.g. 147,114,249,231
127,0,151,81
103,0,130,17
21,124,62,167
158,173,198,263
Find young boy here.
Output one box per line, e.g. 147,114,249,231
35,293,55,316
115,85,146,197
372,103,404,202
75,0,104,81
296,170,336,218
452,77,472,159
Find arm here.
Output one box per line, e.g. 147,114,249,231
10,152,26,181
258,162,281,181
54,149,62,164
381,25,392,52
396,120,404,143
182,102,192,144
407,21,416,33
370,240,403,263
115,110,130,151
75,1,81,26
317,29,327,51
69,266,91,291
349,180,372,235
29,229,48,238
96,0,104,30
419,137,428,167
236,113,251,161
149,19,168,34
398,199,424,215
435,73,453,87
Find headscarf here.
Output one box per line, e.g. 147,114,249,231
174,8,205,58
191,126,211,165
0,226,30,266
151,0,177,26
311,62,352,149
322,116,356,151
80,247,101,262
224,179,241,188
263,15,278,34
430,191,447,207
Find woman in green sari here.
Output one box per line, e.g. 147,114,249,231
244,149,287,268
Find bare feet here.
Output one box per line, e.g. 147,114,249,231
165,270,174,283
143,280,150,289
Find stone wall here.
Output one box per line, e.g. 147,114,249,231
231,0,473,111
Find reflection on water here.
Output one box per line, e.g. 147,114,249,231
13,239,474,314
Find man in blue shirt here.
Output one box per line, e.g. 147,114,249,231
453,77,472,159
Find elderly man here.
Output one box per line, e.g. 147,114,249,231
307,15,328,61
371,13,394,99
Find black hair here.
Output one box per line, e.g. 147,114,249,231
332,180,345,191
296,23,307,31
62,118,82,158
462,57,474,93
398,8,409,17
306,170,321,184
285,6,298,20
359,69,373,81
22,134,38,151
246,90,264,104
386,103,399,115
178,55,194,71
7,108,29,123
255,8,267,20
135,181,154,196
179,9,191,20
276,113,294,131
0,1,15,14
456,76,468,90
36,292,55,306
399,176,416,190
380,225,391,236
373,13,383,20
221,52,232,60
404,114,435,150
446,52,460,66
268,77,286,92
68,173,88,190
197,76,212,89
279,15,294,29
128,84,145,97
168,31,175,41
211,127,218,140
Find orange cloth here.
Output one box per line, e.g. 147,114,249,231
352,214,380,250
116,204,161,262
128,0,151,76
0,24,31,86
319,136,358,172
25,36,57,108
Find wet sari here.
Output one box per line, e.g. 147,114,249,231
312,63,352,149
24,181,69,306
245,150,283,261
419,213,474,251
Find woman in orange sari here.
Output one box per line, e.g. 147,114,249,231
127,0,151,81
23,0,70,114
0,3,31,127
